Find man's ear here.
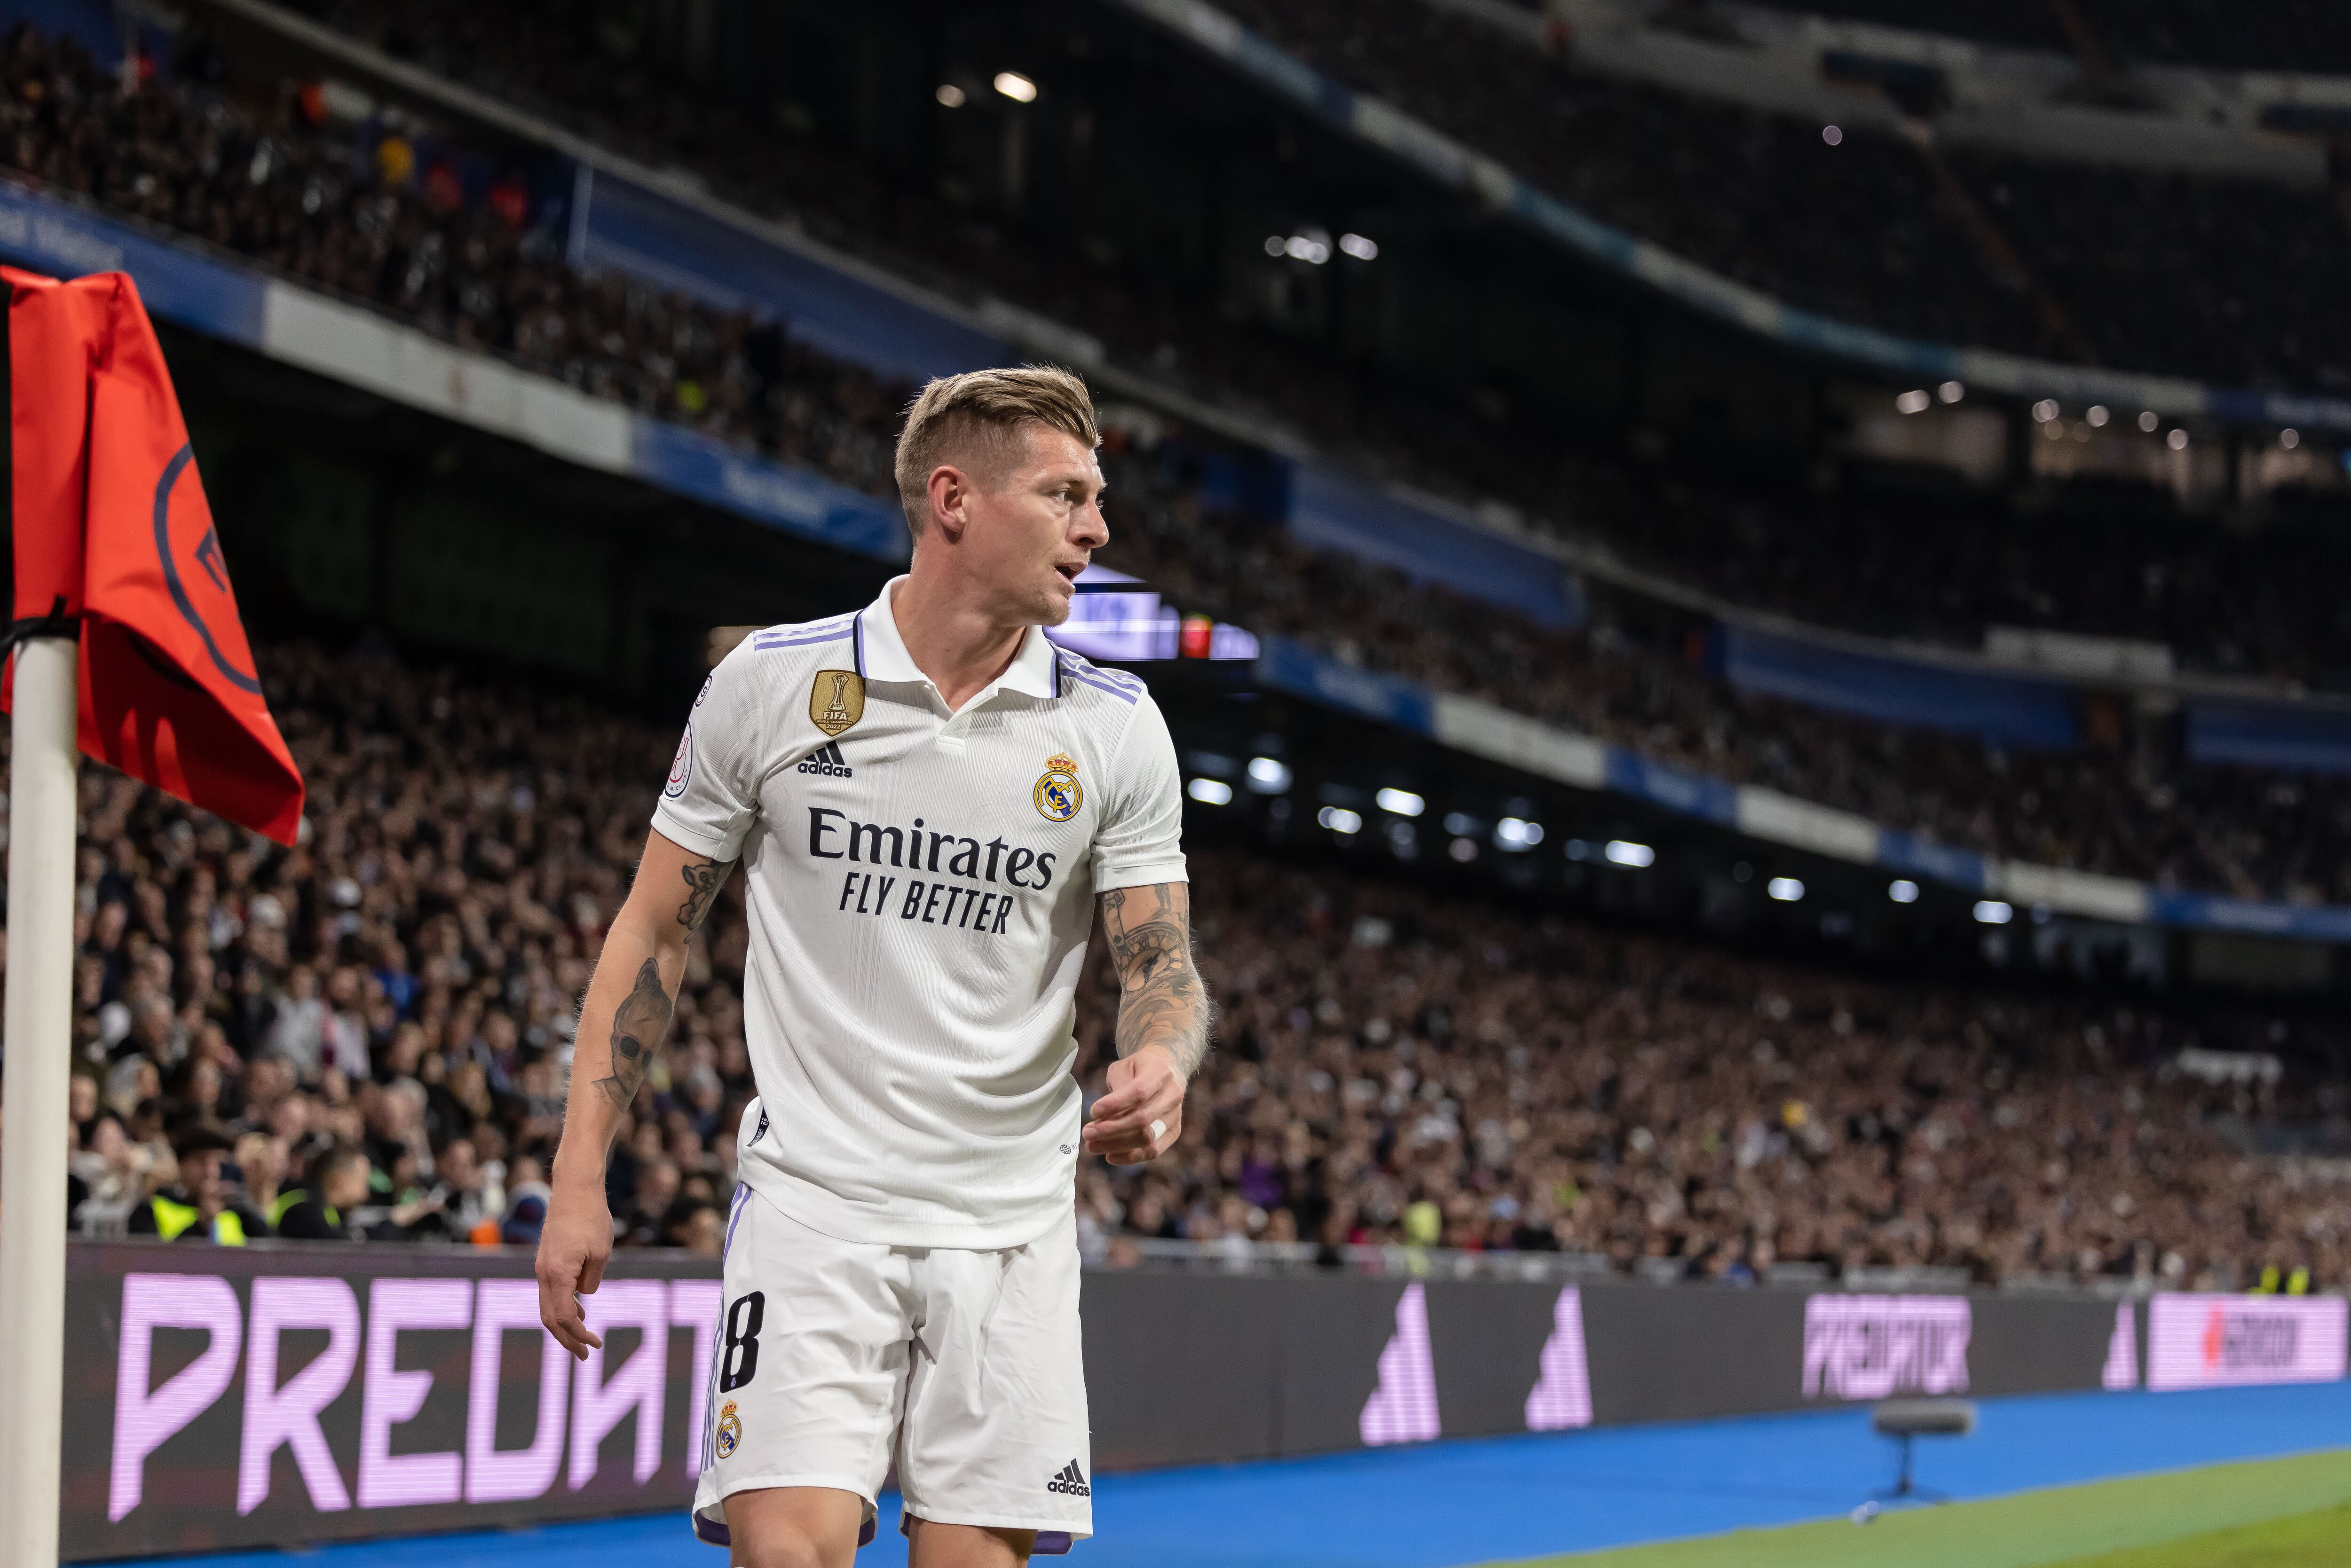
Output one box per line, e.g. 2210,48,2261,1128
926,464,971,543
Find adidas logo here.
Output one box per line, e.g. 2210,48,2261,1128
797,741,854,778
1045,1459,1090,1497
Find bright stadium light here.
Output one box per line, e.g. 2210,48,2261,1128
1318,805,1363,835
1888,879,1920,903
1376,788,1425,817
1974,899,2015,925
1264,235,1286,257
1767,876,1805,902
2282,428,2301,449
936,83,967,108
2138,410,2160,432
1187,777,1233,805
1895,389,1931,415
2167,428,2189,450
1938,380,1964,403
2087,405,2109,427
1284,234,1331,265
994,71,1038,102
1496,816,1543,849
2031,399,2060,423
1822,125,1843,145
1247,756,1291,792
1605,839,1655,868
1339,232,1379,260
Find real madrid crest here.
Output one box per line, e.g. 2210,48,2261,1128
1034,752,1082,822
809,670,866,737
715,1399,742,1459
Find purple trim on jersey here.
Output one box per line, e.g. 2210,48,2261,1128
853,611,868,676
701,1184,754,1474
1034,1531,1074,1553
692,1513,730,1547
1056,655,1141,705
751,619,856,651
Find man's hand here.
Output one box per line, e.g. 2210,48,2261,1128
536,1175,614,1360
1083,1043,1186,1166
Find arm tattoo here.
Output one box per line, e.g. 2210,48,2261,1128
1102,882,1211,1078
677,858,731,931
594,957,674,1126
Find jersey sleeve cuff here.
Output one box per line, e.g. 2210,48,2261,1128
650,806,742,861
1093,859,1189,893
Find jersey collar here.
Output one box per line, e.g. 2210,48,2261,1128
857,577,1061,706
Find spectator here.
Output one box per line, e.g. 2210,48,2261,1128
274,1143,373,1240
126,1127,266,1244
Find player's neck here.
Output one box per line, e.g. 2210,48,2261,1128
889,574,1027,713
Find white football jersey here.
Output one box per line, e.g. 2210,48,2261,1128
653,577,1187,1248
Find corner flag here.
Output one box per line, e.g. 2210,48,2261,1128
3,266,304,841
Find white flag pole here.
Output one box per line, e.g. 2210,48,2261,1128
0,631,81,1568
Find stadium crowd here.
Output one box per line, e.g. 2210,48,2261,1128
10,19,2351,907
32,640,2349,1294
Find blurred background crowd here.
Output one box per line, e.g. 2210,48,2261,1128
11,18,2351,909
3,0,2350,1296
45,640,2350,1293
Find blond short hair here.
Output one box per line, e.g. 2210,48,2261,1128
892,365,1099,538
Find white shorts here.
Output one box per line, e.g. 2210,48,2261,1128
690,1186,1092,1554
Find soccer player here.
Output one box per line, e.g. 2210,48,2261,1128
536,367,1208,1568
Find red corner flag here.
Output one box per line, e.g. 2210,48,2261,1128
5,267,304,843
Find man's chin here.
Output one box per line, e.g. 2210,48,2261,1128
1038,582,1077,626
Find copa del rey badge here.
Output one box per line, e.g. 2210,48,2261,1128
809,670,866,737
1034,752,1082,822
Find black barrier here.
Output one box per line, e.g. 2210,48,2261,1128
66,1240,2195,1560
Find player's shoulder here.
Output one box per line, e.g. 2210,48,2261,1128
743,611,862,658
1049,644,1151,712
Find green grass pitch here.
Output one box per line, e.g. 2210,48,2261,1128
1475,1448,2351,1568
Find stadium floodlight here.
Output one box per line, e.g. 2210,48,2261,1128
1767,876,1804,902
1822,125,1843,145
1247,756,1291,792
1318,805,1363,835
1187,777,1233,805
994,71,1038,102
1284,234,1332,265
1339,232,1379,260
1376,787,1425,817
1443,812,1476,836
1449,837,1476,862
2167,428,2189,451
1938,380,1964,403
1888,879,1920,903
936,83,967,108
2138,410,2160,432
1973,899,2014,925
1604,839,1655,868
1264,235,1286,257
1895,389,1930,415
2087,405,2109,427
2282,428,2301,450
1496,816,1543,849
2031,399,2059,423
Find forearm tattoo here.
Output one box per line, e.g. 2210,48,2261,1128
595,957,674,1123
1102,883,1211,1077
677,857,731,931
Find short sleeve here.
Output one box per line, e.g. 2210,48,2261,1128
652,645,764,860
1092,694,1188,892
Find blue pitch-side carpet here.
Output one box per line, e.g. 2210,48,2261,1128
110,1382,2351,1568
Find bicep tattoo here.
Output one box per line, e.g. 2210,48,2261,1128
594,957,674,1122
678,857,732,931
1103,882,1211,1077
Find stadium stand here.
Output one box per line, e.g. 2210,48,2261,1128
61,640,2351,1292
1734,0,2351,78
14,17,2351,908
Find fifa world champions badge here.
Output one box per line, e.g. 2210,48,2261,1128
715,1399,742,1460
809,670,866,737
1034,752,1082,821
